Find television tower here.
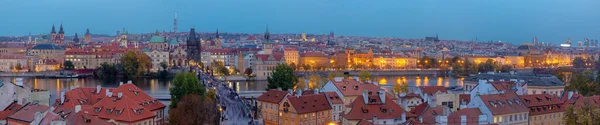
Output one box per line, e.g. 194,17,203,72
174,11,178,33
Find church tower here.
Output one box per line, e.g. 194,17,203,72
263,25,273,54
186,28,200,62
119,28,128,47
59,24,65,43
50,25,57,43
73,33,79,43
85,29,91,43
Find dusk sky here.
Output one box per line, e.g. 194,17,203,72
1,0,599,44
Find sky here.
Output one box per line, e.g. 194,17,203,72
1,0,599,44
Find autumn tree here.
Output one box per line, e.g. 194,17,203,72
390,81,409,96
168,94,220,125
358,71,373,82
308,73,327,89
267,64,298,91
122,50,151,78
169,72,205,108
563,98,600,125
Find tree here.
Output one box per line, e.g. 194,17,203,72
390,81,409,96
308,73,327,89
358,71,373,82
64,61,74,70
244,68,253,76
477,62,495,73
327,72,345,79
15,63,22,71
563,98,600,125
573,57,586,68
267,64,298,91
168,94,220,125
122,50,151,78
98,63,118,78
419,56,438,69
160,61,169,71
169,72,205,108
567,72,595,96
500,65,513,72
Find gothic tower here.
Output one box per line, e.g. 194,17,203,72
215,29,222,48
85,29,91,43
50,25,57,43
186,28,200,62
73,33,79,43
59,24,65,43
263,25,273,54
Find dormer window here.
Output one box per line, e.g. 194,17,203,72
489,101,496,107
95,107,102,113
106,109,113,114
116,109,122,116
514,99,521,105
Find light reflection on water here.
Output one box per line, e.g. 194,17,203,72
1,75,462,105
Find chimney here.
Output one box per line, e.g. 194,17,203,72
277,87,282,91
288,89,293,95
419,116,423,123
400,93,408,110
96,85,101,94
334,77,343,82
314,88,319,94
119,82,123,86
354,77,360,82
107,89,113,98
127,80,132,84
75,105,81,113
401,112,406,122
372,114,377,124
378,89,386,104
60,91,65,104
568,91,574,100
296,89,302,97
488,79,494,82
460,115,467,123
117,92,123,99
363,90,369,104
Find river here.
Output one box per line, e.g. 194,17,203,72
0,75,462,105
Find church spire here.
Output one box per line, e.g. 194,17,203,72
51,24,56,34
59,24,64,34
264,25,270,42
216,29,220,39
85,28,91,35
73,33,79,43
188,28,197,41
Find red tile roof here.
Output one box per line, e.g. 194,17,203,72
0,54,25,59
257,89,289,104
286,94,332,114
88,95,156,122
39,111,60,125
356,119,374,125
112,84,166,111
419,86,447,95
7,103,50,123
301,52,328,57
410,103,429,117
459,94,471,104
519,94,565,115
343,92,414,120
65,111,113,125
419,106,445,125
490,81,516,92
0,102,22,120
246,36,257,41
405,93,422,100
448,108,482,125
330,79,381,96
478,92,528,115
324,92,344,104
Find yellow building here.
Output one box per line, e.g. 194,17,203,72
300,52,329,70
64,48,124,69
346,48,374,69
279,93,332,125
373,55,417,69
144,49,169,72
28,44,66,65
519,94,565,125
284,48,299,65
435,93,460,112
504,55,525,68
0,54,29,72
257,90,289,125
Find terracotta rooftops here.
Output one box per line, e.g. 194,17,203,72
88,95,156,122
286,94,332,114
257,89,289,104
0,102,22,120
112,84,166,111
301,52,327,57
448,108,483,125
479,92,528,115
324,92,344,104
490,81,517,92
331,79,381,96
7,103,50,123
419,86,447,95
343,92,414,120
519,94,565,115
65,111,113,125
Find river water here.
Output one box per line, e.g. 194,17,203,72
0,75,462,105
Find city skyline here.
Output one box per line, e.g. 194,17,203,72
1,0,599,44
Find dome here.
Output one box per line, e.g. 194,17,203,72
169,39,179,45
149,36,165,43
